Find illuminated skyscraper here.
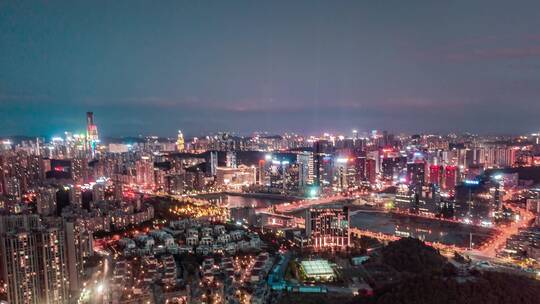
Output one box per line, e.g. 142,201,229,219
86,112,99,156
444,165,458,191
313,140,332,189
226,151,237,168
176,130,185,152
407,162,426,190
334,156,356,191
365,158,377,184
297,152,314,190
209,151,218,176
429,165,443,186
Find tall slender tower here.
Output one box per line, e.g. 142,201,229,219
176,130,185,152
86,112,99,156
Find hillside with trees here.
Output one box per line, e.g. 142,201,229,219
380,237,447,274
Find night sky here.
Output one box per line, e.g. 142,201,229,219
1,1,540,137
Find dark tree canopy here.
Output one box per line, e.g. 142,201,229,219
359,272,540,304
380,238,446,274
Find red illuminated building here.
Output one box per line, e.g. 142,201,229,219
444,165,457,191
429,165,443,185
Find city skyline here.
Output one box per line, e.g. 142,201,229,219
2,1,540,136
1,111,538,140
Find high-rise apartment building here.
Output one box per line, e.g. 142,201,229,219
92,183,105,203
365,158,377,184
135,156,155,189
68,185,82,207
36,186,57,216
209,151,218,176
71,157,88,184
0,215,69,304
429,165,443,186
444,165,458,191
297,152,314,190
63,220,93,295
226,151,237,168
407,162,426,190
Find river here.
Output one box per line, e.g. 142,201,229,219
350,211,495,247
197,194,495,247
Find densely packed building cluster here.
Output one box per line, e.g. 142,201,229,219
1,113,540,303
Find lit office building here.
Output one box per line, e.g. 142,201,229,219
306,207,350,249
353,154,366,182
394,184,413,210
268,158,292,191
381,156,406,181
313,140,333,188
333,157,356,191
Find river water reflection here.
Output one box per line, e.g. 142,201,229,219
350,211,495,247
197,194,495,247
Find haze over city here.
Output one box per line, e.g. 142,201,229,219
2,0,540,136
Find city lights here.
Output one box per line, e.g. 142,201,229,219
2,2,540,303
